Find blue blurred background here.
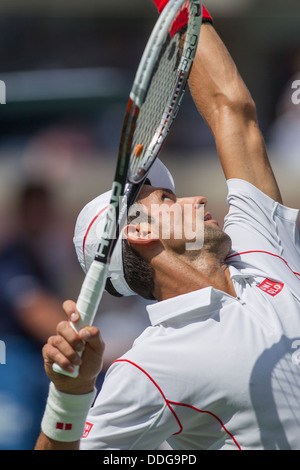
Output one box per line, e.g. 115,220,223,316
0,0,299,449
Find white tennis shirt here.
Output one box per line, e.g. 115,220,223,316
80,179,300,450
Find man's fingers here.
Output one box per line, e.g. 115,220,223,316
77,326,105,380
43,320,85,374
62,299,80,323
56,320,84,351
53,321,105,368
44,328,82,374
79,326,105,355
43,341,77,374
43,321,104,377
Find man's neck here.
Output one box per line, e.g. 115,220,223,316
152,252,236,301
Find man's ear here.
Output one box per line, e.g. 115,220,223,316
123,223,159,245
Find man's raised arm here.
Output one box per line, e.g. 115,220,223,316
188,21,282,204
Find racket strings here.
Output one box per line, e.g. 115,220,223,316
129,1,193,182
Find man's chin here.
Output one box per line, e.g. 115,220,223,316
203,225,232,257
204,219,222,231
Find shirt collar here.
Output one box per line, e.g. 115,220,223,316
147,267,254,326
147,287,231,326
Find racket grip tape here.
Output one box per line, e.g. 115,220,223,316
52,260,108,378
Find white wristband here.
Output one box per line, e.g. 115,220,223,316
41,382,97,442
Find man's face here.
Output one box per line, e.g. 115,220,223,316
129,184,230,257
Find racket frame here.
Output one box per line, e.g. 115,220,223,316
53,0,202,377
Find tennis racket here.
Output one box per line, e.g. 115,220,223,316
53,0,202,377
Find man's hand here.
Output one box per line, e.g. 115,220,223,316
42,300,105,395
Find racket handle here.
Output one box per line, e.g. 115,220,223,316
52,260,108,378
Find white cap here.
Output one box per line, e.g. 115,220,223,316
73,159,175,296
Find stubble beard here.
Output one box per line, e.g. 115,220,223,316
202,225,232,261
184,224,232,264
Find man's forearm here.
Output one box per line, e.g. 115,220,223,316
189,23,282,203
189,24,253,133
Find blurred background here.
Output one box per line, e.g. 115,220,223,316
0,0,299,449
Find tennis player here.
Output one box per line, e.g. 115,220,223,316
35,1,300,450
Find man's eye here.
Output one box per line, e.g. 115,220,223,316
162,194,173,202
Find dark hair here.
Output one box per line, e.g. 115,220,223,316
105,202,156,300
122,238,155,300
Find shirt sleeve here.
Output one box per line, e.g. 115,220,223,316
223,178,300,278
79,359,179,450
224,179,300,288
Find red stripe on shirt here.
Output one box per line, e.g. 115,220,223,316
113,358,241,450
226,250,300,278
